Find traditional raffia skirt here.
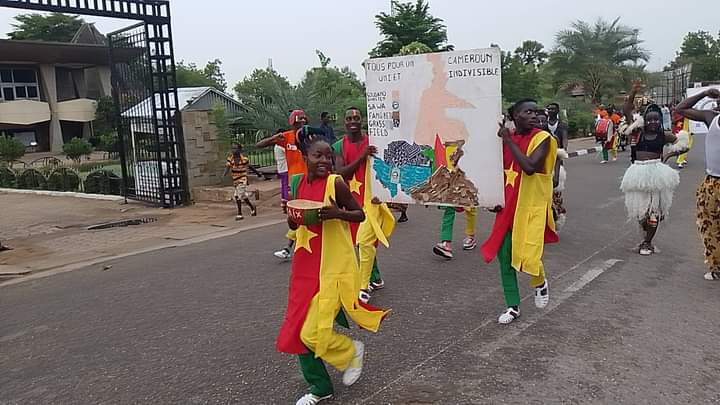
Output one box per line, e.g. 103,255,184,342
620,159,680,221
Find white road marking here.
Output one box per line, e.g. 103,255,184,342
564,259,622,293
356,229,632,405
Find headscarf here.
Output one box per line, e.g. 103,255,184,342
288,109,306,126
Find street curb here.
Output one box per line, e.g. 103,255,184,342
0,218,287,288
0,265,32,276
567,146,602,158
0,188,126,202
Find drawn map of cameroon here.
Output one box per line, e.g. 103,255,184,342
364,48,505,208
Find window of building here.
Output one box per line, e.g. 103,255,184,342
12,69,37,83
0,69,12,83
0,67,40,101
2,87,14,101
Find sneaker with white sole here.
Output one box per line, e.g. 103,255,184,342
274,247,292,260
433,242,453,259
704,271,720,281
296,393,333,405
359,289,371,304
639,242,654,256
534,281,549,309
369,279,385,291
498,307,520,324
342,341,365,386
462,236,477,250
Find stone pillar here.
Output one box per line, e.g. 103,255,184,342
39,64,63,153
181,110,225,201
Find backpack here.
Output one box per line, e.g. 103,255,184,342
595,118,611,141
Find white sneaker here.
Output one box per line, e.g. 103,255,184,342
498,307,520,324
534,281,549,309
462,236,477,250
600,160,608,164
296,393,332,405
342,341,364,386
704,272,720,281
274,247,291,260
433,242,453,259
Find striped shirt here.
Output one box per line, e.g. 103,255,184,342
226,154,249,186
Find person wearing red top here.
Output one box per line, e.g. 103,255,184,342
257,110,310,260
333,107,395,304
481,99,558,325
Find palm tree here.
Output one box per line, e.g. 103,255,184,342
549,17,649,103
371,0,453,58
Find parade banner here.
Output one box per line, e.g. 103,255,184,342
363,48,504,208
687,85,720,134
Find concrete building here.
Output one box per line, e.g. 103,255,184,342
0,23,113,153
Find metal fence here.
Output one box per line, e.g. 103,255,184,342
650,65,692,106
109,21,187,207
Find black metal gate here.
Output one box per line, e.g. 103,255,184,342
0,0,188,207
109,22,187,207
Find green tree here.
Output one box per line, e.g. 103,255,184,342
62,138,92,163
8,13,84,42
398,41,433,55
501,51,542,103
371,0,453,57
298,61,367,130
233,68,298,136
667,31,720,82
176,59,227,92
515,40,548,67
493,42,546,103
0,136,26,163
232,53,367,138
549,17,649,103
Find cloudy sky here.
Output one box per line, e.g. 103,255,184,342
1,0,718,90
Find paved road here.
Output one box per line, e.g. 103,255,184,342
2,139,719,404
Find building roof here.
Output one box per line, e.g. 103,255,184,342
122,87,242,118
0,38,138,66
71,23,107,45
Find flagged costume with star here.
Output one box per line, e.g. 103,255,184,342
480,129,559,276
332,135,395,245
276,173,387,357
333,134,395,290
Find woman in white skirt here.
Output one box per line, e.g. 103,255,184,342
621,82,689,255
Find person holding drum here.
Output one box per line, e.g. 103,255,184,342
277,137,388,405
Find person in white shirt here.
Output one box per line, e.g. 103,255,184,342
274,134,290,212
675,88,720,280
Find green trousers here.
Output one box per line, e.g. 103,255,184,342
497,232,546,307
440,206,477,242
370,258,381,283
440,207,456,242
298,352,333,397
